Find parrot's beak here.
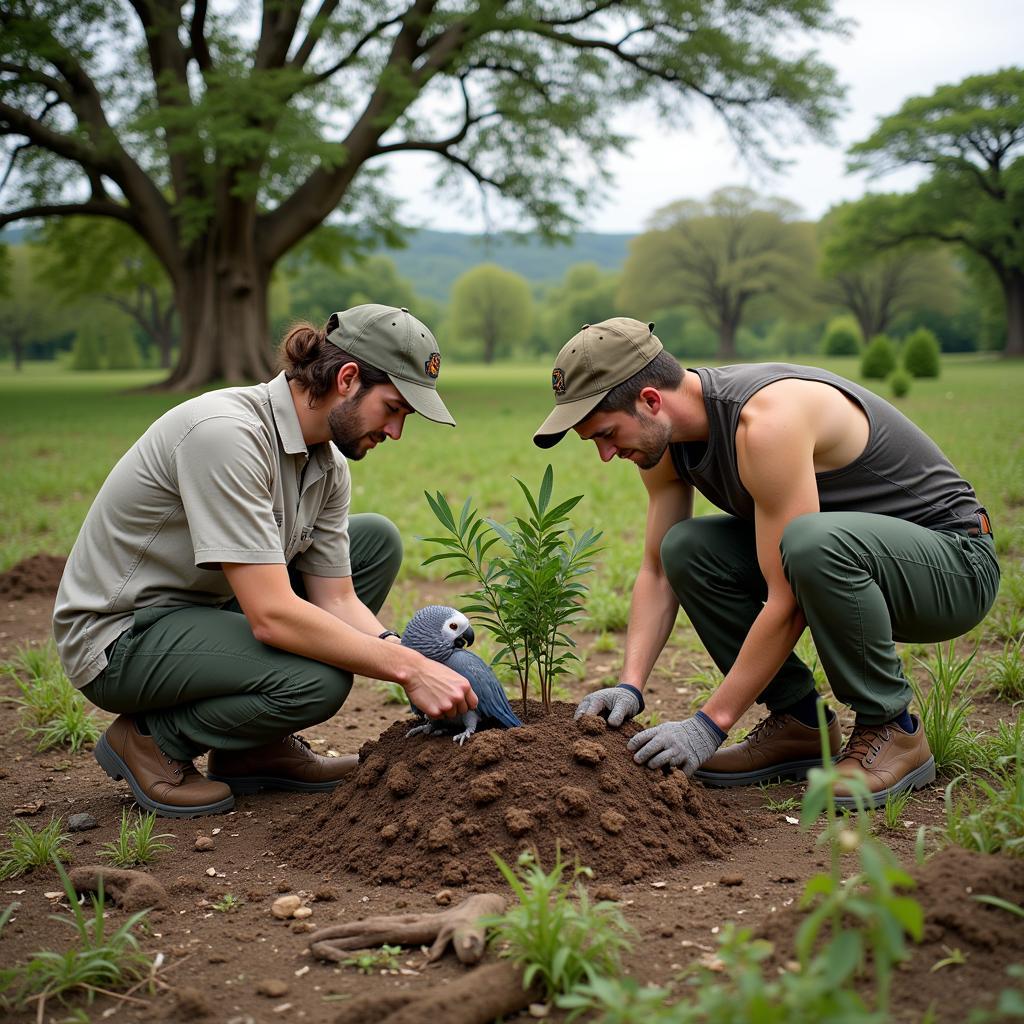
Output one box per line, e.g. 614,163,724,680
454,625,475,649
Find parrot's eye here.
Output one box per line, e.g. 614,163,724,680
448,623,457,630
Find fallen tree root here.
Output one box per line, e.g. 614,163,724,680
308,892,506,965
331,960,539,1024
68,866,166,911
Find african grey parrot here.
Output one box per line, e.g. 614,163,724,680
400,605,521,744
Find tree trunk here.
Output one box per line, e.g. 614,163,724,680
162,247,275,390
717,319,738,359
1004,271,1024,357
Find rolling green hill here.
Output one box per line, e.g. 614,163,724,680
375,229,634,301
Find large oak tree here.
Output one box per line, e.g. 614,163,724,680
845,68,1024,357
619,187,817,358
818,202,958,342
0,1,843,387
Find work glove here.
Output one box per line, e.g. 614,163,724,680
573,684,644,727
627,712,725,775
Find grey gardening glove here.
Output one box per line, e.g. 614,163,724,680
574,684,644,727
627,712,726,775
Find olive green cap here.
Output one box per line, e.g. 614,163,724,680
327,304,455,426
533,317,663,448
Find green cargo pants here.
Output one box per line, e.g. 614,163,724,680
82,513,402,761
660,512,999,724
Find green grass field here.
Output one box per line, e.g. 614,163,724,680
1,356,1022,639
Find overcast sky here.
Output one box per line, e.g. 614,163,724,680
381,0,1024,233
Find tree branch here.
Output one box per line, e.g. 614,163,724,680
255,0,304,70
189,0,214,74
0,200,137,230
289,0,343,70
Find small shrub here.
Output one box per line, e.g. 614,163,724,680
486,850,633,1001
69,326,104,371
0,818,72,880
889,368,911,398
99,809,173,868
820,315,862,356
104,329,142,370
861,334,897,379
423,465,602,715
902,327,941,378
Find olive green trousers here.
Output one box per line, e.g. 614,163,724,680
659,512,999,724
82,513,402,761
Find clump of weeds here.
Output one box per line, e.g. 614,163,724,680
99,810,173,868
486,849,633,1003
212,893,243,913
375,681,409,706
984,639,1024,700
0,818,72,880
2,642,101,753
944,738,1023,857
759,785,801,814
911,640,985,775
341,944,403,974
0,856,152,1017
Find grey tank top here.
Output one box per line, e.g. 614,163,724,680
669,363,986,532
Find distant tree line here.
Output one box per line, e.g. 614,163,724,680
2,61,1021,369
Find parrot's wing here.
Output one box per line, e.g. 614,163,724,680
449,650,522,729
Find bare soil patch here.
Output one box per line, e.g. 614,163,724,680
0,554,66,600
0,558,1019,1023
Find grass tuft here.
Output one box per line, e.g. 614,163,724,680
984,639,1024,700
0,818,72,880
98,810,174,868
910,641,985,775
2,642,101,753
0,856,152,1015
486,849,633,1002
944,740,1023,858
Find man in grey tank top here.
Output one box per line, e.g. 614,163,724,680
533,318,999,808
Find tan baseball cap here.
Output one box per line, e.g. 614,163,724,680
533,318,663,448
327,304,455,426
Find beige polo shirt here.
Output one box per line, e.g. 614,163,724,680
54,373,351,689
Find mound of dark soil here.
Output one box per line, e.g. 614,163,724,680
0,554,66,599
758,846,1024,1022
289,701,746,890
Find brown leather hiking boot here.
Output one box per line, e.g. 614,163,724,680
694,710,842,787
94,715,234,818
206,734,359,794
833,716,935,809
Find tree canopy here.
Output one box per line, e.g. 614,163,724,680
845,67,1024,356
819,201,959,342
619,187,817,358
0,0,844,387
449,262,533,362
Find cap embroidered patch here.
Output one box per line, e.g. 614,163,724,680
424,352,441,378
552,367,566,395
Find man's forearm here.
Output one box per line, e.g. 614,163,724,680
620,569,680,689
702,599,806,732
252,594,419,684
